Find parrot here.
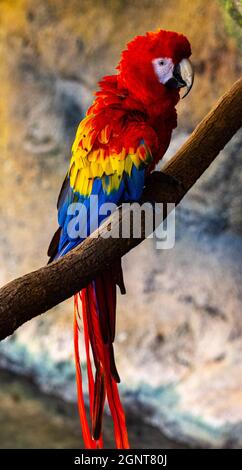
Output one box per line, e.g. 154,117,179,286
48,29,194,449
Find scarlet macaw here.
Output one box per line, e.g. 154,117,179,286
48,29,194,449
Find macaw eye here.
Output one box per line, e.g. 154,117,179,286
152,57,174,85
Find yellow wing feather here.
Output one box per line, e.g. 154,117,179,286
69,114,153,197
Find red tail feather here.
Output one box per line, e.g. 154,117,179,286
73,297,96,449
73,270,130,449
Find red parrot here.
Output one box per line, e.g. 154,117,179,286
48,29,194,449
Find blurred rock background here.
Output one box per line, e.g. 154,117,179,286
0,0,241,448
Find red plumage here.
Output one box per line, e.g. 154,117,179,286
50,29,192,450
87,30,191,172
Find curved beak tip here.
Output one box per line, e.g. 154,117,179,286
179,58,194,99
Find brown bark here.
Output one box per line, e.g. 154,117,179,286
0,77,241,341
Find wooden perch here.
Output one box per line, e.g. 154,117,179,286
0,77,241,341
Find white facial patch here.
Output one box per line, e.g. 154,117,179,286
152,57,174,84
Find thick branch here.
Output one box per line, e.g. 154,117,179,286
0,77,241,341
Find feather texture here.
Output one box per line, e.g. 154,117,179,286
48,28,192,448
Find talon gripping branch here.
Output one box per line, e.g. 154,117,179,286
48,29,194,449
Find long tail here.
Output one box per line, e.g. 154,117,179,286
74,265,130,449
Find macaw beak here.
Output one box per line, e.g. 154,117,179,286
165,58,194,98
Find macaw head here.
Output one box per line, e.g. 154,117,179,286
118,30,194,106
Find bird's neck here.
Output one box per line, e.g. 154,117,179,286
93,74,178,138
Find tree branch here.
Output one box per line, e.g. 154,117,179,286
0,77,241,341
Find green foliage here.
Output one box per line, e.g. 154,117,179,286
220,0,242,46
